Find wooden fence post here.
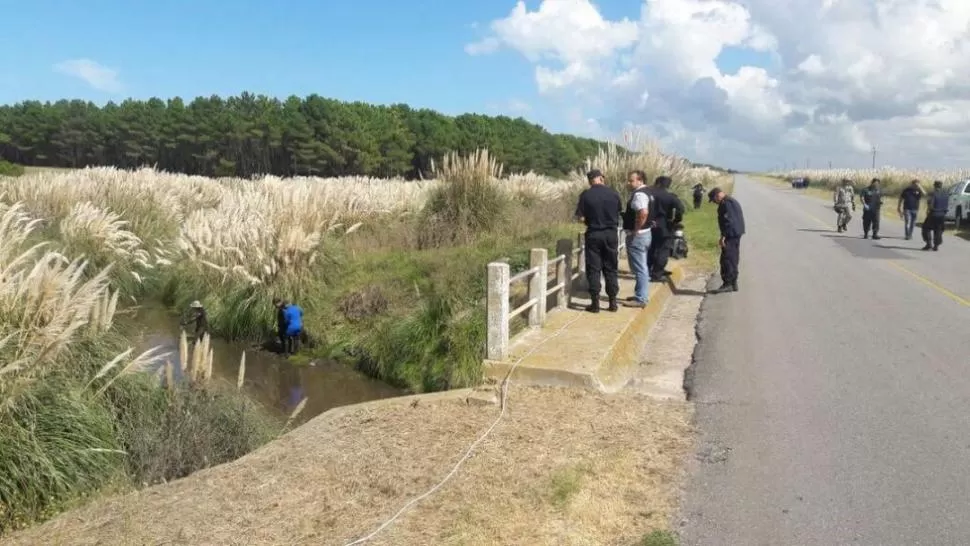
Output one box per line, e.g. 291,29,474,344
486,262,510,360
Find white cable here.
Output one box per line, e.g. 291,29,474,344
343,312,584,546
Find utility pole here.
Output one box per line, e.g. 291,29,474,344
829,161,832,169
871,145,876,169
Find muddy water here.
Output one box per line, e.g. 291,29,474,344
129,303,403,423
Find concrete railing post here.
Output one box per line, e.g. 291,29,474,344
486,262,510,361
576,233,585,274
528,248,548,327
555,239,571,310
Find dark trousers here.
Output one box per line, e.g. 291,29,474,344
720,237,741,284
584,229,619,300
862,209,880,236
283,332,301,354
649,226,671,277
693,195,702,209
922,214,945,248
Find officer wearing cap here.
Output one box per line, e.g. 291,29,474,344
708,186,745,293
574,168,623,313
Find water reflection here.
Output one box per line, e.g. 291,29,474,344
128,303,403,423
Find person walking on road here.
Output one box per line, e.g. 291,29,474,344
649,176,685,282
622,170,653,308
708,187,745,293
897,179,924,240
692,182,705,209
860,178,883,239
921,180,948,251
833,178,855,233
574,169,623,313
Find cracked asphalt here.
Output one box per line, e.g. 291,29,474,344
680,175,970,545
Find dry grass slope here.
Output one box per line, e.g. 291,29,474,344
7,387,693,546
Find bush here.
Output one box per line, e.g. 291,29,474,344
0,161,24,177
419,149,510,248
0,378,125,533
355,293,486,391
104,373,279,487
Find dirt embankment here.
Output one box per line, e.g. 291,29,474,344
8,386,692,546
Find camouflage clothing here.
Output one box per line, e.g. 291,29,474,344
833,185,855,231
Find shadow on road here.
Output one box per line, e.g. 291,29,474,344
817,234,916,260
797,228,833,233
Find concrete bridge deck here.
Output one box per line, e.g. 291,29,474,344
484,258,686,392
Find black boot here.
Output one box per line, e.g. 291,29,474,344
732,281,739,292
585,294,600,313
607,296,618,312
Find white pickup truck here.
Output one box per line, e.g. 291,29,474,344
945,179,970,227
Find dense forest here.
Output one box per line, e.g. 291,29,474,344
0,92,616,179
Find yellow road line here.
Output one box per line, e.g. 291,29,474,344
886,261,970,306
790,192,970,307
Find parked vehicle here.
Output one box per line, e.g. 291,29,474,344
945,179,970,227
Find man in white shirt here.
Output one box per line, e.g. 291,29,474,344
622,170,653,307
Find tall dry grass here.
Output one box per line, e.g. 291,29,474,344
583,130,724,200
768,167,970,195
0,194,281,534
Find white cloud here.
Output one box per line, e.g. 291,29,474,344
465,0,970,170
487,98,533,115
53,58,123,93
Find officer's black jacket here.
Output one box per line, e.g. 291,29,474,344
649,188,685,231
575,184,622,230
927,191,949,217
717,196,745,238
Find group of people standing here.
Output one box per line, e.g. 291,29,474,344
833,178,950,250
574,169,742,312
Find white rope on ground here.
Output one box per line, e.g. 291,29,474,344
342,312,584,546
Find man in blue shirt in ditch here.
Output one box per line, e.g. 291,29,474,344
273,297,304,355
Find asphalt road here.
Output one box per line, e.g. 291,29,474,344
680,175,970,546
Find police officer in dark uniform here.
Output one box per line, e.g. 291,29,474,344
921,180,949,251
648,176,685,282
574,169,623,313
709,187,745,293
859,178,883,239
692,183,704,209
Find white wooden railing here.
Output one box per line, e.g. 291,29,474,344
485,228,627,361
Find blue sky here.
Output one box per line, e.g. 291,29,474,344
1,0,770,142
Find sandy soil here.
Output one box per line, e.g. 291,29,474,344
7,387,692,546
